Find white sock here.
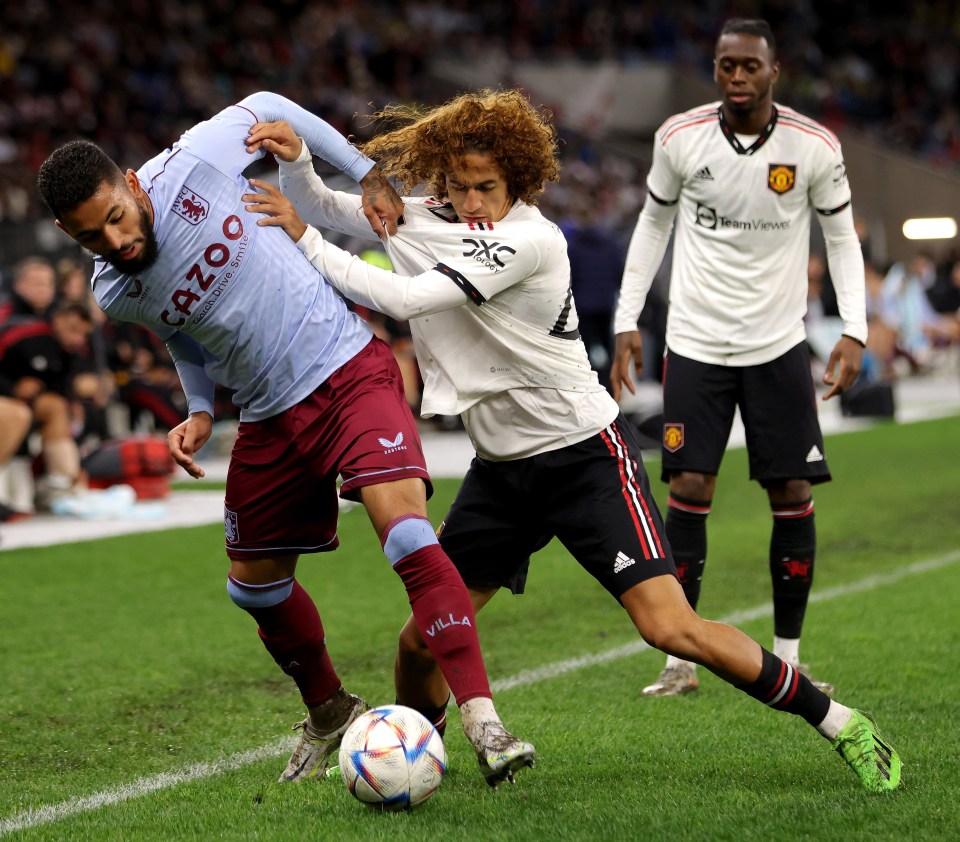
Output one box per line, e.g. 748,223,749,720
460,697,499,746
665,654,695,670
773,636,800,666
815,701,853,740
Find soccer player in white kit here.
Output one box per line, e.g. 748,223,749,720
611,18,867,702
36,91,535,788
243,88,900,793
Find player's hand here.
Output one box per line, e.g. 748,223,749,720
610,331,644,402
168,412,212,479
822,334,864,400
244,179,307,242
246,121,302,162
360,166,404,240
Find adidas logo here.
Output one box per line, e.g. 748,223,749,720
694,166,714,180
378,432,408,453
613,551,636,573
805,445,824,463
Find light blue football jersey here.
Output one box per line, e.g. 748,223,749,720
91,92,374,421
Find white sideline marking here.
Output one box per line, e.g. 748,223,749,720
2,549,957,835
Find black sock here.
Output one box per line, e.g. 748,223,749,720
769,500,816,639
666,493,711,611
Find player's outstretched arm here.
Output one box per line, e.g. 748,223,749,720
610,331,644,402
246,117,402,239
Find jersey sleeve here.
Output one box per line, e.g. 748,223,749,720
808,142,852,214
295,222,545,320
165,332,217,418
278,142,379,242
645,130,684,203
174,92,375,184
237,92,375,182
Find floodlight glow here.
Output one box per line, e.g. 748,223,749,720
901,217,958,240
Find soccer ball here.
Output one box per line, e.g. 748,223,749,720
338,705,447,810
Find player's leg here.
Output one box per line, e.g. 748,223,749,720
651,351,737,695
392,454,548,742
620,576,900,792
555,416,899,792
741,344,833,692
223,407,366,782
395,585,499,737
335,339,534,785
361,478,536,786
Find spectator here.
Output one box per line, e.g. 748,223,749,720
0,395,32,521
566,209,625,389
0,301,93,508
0,256,57,322
880,252,960,371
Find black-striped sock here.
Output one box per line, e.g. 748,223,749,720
738,647,830,726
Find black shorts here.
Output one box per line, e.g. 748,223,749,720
437,415,676,601
660,343,831,487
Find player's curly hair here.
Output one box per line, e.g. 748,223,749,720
359,89,561,205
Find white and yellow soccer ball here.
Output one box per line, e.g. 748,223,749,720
338,705,447,810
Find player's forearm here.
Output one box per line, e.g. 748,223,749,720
166,333,216,418
296,227,464,320
822,210,868,345
238,92,374,183
613,200,674,334
278,146,375,240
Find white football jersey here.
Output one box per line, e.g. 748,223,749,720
624,101,860,366
280,150,617,460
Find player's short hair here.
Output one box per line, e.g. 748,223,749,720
37,140,124,221
718,18,777,57
359,89,561,206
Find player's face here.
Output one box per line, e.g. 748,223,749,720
714,32,780,118
57,173,159,274
443,152,513,225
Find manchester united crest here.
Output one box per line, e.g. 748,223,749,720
663,423,684,453
767,164,796,194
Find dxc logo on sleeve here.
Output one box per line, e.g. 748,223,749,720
462,238,516,272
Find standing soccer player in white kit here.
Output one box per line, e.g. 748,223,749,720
611,18,867,702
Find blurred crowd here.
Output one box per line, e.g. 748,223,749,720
806,230,960,386
2,1,960,225
2,1,960,519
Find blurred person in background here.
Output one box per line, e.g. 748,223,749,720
879,252,960,374
0,396,33,522
0,301,93,508
566,206,625,390
611,19,867,702
0,256,58,322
